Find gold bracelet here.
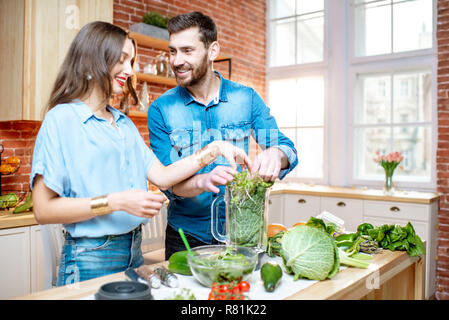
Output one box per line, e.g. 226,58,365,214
194,144,219,167
90,195,112,216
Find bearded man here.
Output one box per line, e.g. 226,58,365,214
147,11,298,259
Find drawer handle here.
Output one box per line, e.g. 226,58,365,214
298,199,306,204
390,206,400,212
269,200,272,205
337,201,346,207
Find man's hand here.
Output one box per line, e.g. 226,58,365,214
250,147,288,182
196,166,237,193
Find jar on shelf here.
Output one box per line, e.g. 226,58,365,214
144,56,157,75
156,51,168,77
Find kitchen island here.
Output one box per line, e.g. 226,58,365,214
14,248,424,300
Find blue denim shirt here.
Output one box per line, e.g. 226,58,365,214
148,72,298,243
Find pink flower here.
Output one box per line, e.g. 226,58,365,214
373,151,403,172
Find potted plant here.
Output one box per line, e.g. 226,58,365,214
129,11,170,40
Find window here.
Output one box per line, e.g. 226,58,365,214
350,0,436,188
266,0,436,190
269,76,325,179
353,70,432,181
353,0,433,57
267,0,326,181
269,0,325,67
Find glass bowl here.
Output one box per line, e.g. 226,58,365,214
187,245,258,287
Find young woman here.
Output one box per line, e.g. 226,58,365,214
31,21,250,286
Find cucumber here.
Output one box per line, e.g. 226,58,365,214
168,250,193,276
13,191,32,214
260,262,283,292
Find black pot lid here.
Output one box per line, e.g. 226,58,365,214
95,281,153,300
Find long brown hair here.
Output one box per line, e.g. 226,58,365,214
46,21,138,112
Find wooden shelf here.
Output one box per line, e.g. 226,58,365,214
128,110,147,118
129,31,170,51
136,73,177,86
129,31,230,61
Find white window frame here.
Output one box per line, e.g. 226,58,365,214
266,0,329,185
347,0,438,191
266,0,437,192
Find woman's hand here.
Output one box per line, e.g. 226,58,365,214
196,166,237,193
210,140,252,171
108,190,167,218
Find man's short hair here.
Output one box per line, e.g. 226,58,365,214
167,11,217,48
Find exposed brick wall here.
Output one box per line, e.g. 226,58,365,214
113,0,267,103
0,121,41,196
438,0,449,301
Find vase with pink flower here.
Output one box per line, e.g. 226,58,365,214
374,151,404,195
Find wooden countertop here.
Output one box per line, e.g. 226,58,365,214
0,210,36,230
271,183,439,204
14,249,424,300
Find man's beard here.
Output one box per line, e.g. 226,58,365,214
175,53,209,88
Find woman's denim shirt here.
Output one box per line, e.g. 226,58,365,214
148,72,298,243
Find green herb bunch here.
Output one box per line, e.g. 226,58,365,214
227,171,274,247
142,11,170,29
366,222,425,257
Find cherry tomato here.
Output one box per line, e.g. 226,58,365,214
239,281,250,292
219,284,230,293
231,285,241,295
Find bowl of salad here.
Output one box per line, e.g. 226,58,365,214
187,245,258,287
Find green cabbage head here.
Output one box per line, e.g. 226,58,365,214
281,225,340,281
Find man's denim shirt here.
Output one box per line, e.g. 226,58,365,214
148,72,298,243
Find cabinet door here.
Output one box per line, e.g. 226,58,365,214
22,0,114,120
364,200,429,223
283,194,321,228
320,197,363,232
267,194,283,225
0,0,113,120
0,227,30,299
30,225,46,293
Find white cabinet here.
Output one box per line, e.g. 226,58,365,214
268,194,283,224
0,227,31,299
30,225,46,293
283,194,321,228
320,197,364,232
271,187,438,299
363,200,438,299
0,225,46,299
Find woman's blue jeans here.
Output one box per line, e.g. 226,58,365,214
56,225,144,287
